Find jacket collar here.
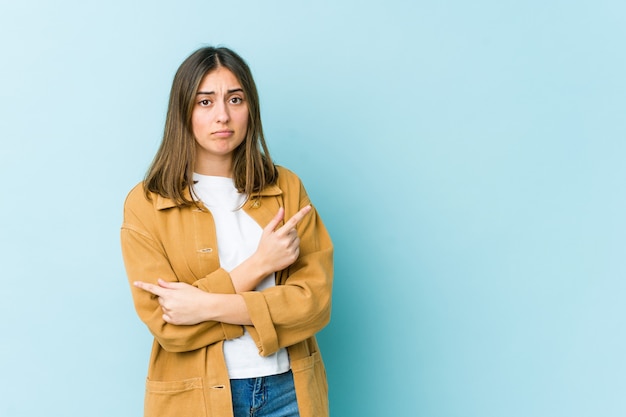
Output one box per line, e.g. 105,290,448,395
155,183,283,210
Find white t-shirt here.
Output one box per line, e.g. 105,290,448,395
192,173,290,379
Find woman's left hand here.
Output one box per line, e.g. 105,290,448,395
134,279,211,325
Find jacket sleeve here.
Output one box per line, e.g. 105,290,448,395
241,172,333,356
120,187,244,353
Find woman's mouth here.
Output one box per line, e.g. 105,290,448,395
212,130,234,138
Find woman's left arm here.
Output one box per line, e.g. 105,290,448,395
241,176,334,357
132,170,334,357
133,204,314,327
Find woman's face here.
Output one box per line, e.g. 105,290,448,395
191,66,249,175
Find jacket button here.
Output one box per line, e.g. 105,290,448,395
197,248,213,253
251,200,261,208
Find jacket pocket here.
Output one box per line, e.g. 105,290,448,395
144,377,207,417
290,351,329,417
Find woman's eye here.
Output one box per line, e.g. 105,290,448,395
199,99,211,106
230,97,243,104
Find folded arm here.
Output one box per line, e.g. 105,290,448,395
243,180,334,357
126,204,314,338
121,226,244,352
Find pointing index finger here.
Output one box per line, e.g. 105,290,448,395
279,205,312,232
134,281,167,297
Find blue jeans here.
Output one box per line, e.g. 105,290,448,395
230,370,300,417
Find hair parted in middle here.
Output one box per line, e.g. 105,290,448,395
144,46,278,206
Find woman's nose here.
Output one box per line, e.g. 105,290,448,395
215,101,230,123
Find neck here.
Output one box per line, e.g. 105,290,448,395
194,156,234,178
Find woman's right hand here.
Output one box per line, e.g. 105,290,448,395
228,205,312,293
254,205,312,274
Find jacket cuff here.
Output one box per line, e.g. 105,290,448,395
193,268,244,340
193,268,236,294
241,291,279,356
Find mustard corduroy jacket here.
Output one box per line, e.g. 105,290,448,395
121,166,333,417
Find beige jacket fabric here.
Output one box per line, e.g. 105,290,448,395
121,166,333,417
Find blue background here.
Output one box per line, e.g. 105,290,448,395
1,1,625,416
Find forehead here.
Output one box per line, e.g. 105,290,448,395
197,67,242,91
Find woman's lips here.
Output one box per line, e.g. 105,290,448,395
212,130,234,138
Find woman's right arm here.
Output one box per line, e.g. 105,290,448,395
224,206,311,293
121,224,245,353
131,206,313,328
121,187,309,352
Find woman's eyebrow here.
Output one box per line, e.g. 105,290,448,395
196,88,244,95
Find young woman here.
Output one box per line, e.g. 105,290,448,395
121,46,333,417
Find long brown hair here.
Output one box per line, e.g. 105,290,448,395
144,46,277,206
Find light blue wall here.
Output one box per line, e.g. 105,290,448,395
1,1,624,416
